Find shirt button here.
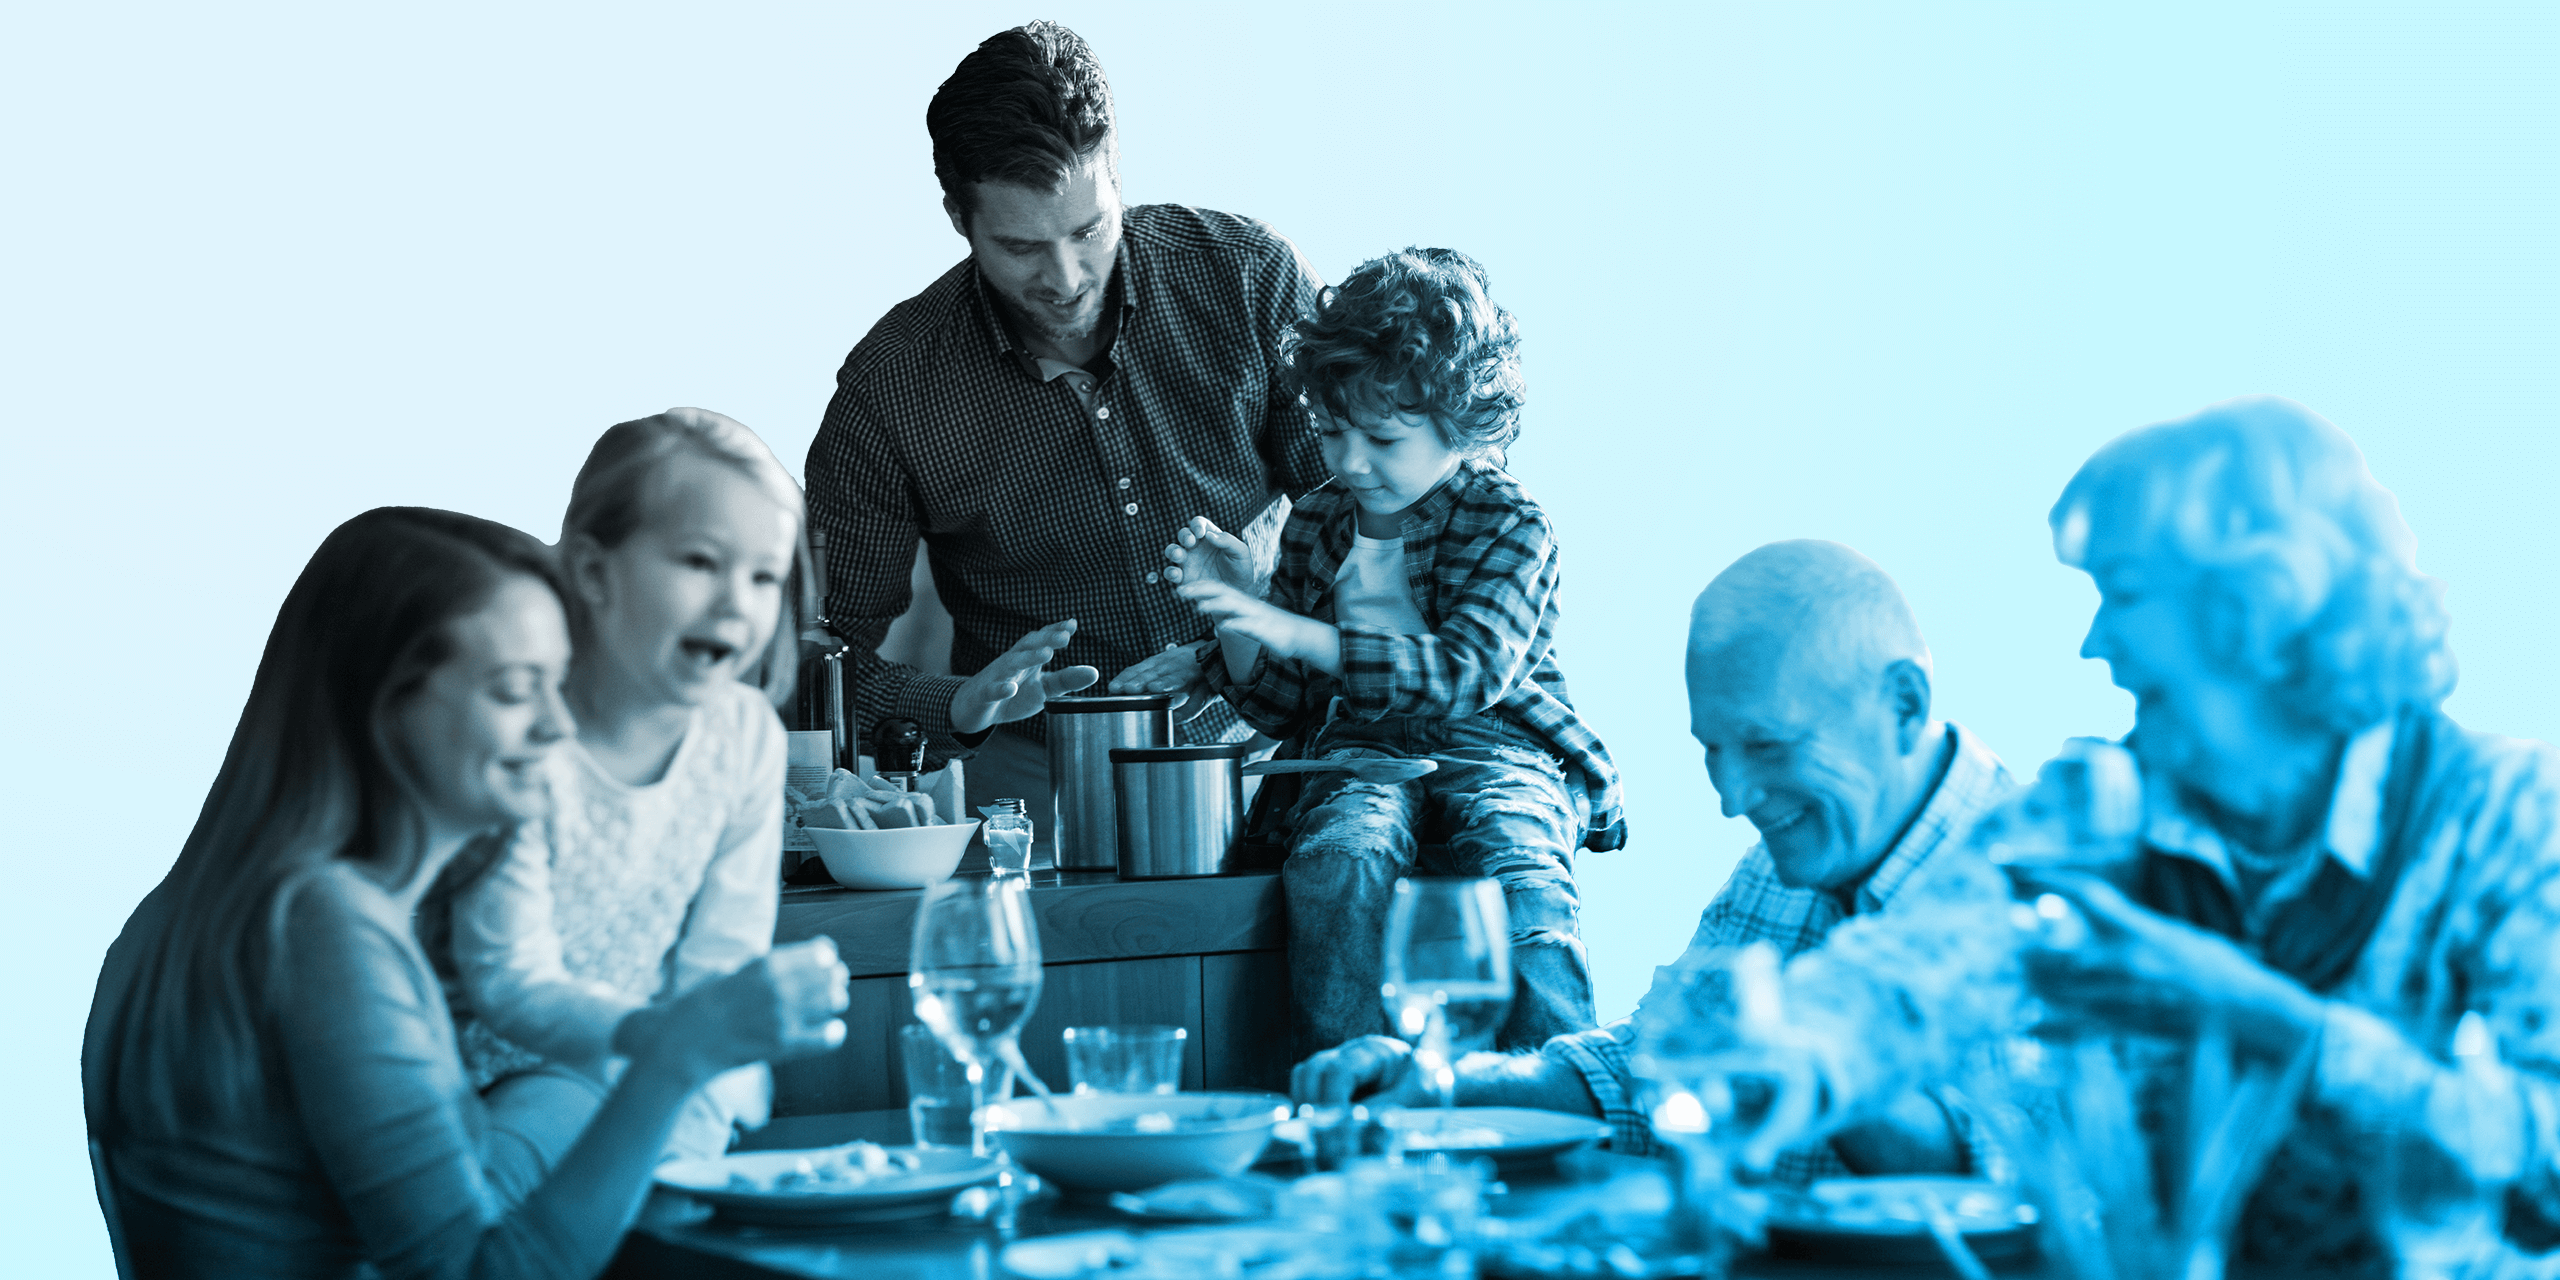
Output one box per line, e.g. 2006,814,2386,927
1117,477,1131,490
1123,503,1138,516
1097,406,1111,420
1145,572,1160,584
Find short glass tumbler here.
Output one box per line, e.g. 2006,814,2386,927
1062,1024,1188,1095
901,1023,1001,1147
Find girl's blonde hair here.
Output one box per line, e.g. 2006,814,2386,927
561,407,808,706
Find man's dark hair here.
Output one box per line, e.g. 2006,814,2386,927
927,21,1117,230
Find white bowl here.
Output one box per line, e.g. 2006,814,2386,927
984,1092,1292,1192
805,821,981,890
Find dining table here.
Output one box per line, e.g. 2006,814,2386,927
600,1121,2062,1280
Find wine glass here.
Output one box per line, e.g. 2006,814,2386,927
909,876,1044,1157
1629,943,1819,1253
1380,877,1511,1112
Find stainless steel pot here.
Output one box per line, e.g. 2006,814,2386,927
1110,743,1248,879
1043,694,1174,871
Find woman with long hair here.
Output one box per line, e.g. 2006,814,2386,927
82,506,849,1279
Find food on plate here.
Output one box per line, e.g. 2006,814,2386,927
1776,1177,2029,1230
787,768,948,833
1390,1124,1510,1152
1109,1175,1284,1222
723,1142,924,1194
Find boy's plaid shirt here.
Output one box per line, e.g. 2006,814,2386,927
1207,457,1625,850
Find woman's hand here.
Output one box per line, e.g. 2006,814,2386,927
951,620,1103,735
1176,580,1340,674
2014,870,2325,1062
619,937,851,1086
1162,517,1257,593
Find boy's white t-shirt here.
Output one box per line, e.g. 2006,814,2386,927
1337,533,1432,635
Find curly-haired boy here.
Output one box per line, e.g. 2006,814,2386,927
1161,247,1624,1056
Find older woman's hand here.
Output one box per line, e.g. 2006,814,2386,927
618,938,851,1086
2014,871,2326,1062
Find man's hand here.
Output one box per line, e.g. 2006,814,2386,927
1163,516,1257,592
1291,1035,1436,1108
1108,642,1221,724
1177,580,1339,674
951,619,1103,735
2014,870,2326,1062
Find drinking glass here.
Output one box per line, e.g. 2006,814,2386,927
1379,877,1511,1111
901,1023,1008,1147
1063,1024,1187,1094
909,876,1044,1157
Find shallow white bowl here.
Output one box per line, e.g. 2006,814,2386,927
984,1092,1292,1192
805,821,981,890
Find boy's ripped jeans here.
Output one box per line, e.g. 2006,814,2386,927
1281,710,1596,1057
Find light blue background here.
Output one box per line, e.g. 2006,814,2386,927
5,3,2554,1270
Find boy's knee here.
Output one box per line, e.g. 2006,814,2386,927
1291,784,1415,862
1509,923,1588,960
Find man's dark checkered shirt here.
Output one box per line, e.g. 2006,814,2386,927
1207,458,1628,851
806,204,1329,748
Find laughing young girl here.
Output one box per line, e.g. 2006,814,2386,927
443,408,811,1163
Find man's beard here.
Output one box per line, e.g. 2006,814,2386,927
998,286,1106,348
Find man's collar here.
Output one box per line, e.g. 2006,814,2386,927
2144,715,2396,883
1848,722,2010,915
1031,355,1095,386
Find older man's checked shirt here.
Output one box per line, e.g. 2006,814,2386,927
1541,723,2016,1181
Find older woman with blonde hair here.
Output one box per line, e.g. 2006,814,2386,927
2019,395,2560,1275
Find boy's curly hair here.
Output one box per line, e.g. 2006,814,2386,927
1283,247,1524,458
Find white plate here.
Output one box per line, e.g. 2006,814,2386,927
1763,1176,2040,1265
654,1145,1002,1224
987,1092,1292,1192
1377,1107,1612,1162
1001,1226,1359,1279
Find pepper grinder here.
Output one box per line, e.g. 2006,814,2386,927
872,716,927,792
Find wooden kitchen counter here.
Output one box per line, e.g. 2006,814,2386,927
766,870,1293,1127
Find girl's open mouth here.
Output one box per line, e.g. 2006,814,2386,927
679,638,738,668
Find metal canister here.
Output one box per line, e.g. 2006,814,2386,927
1044,694,1174,871
1110,743,1247,879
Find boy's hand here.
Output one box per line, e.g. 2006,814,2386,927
1108,642,1222,723
951,620,1102,734
1177,580,1340,674
1163,517,1258,593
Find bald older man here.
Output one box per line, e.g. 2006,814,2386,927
1292,540,2017,1179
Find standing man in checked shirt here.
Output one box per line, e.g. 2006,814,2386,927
803,21,1328,814
1292,539,2018,1183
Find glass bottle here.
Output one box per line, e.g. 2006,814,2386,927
983,799,1033,876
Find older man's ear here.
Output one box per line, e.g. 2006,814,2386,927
1885,658,1933,754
